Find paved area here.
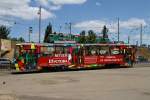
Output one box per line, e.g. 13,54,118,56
0,64,150,100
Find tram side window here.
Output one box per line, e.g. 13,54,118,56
41,46,54,56
110,47,120,55
99,46,109,55
55,46,68,54
85,46,97,56
14,46,20,58
15,46,28,58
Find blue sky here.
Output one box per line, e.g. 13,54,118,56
0,0,150,45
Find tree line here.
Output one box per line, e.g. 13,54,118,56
0,25,25,42
44,23,109,43
0,23,109,44
79,25,109,43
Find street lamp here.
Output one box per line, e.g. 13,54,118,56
65,22,72,40
38,6,42,43
29,27,32,42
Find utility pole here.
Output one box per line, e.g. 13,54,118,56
29,27,32,42
65,22,72,40
140,24,143,47
0,35,2,58
69,22,72,35
38,6,42,43
117,18,120,42
69,22,72,40
128,35,130,44
136,41,139,47
59,25,62,33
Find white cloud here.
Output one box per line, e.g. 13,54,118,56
37,0,87,10
49,5,62,10
74,20,117,33
0,0,54,20
0,0,87,22
0,0,88,39
74,18,147,33
38,0,49,6
50,0,87,5
120,18,146,29
19,31,44,42
30,32,45,42
0,20,12,26
128,33,150,44
74,20,107,32
132,34,150,40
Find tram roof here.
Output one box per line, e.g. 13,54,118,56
16,42,134,46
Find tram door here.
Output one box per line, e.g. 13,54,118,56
82,45,98,67
72,45,82,67
124,46,135,66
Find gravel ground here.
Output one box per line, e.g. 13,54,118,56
0,63,150,100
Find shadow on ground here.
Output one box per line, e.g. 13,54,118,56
11,65,130,75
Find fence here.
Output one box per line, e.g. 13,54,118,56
0,64,13,72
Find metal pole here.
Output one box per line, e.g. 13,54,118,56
140,24,142,46
29,28,30,43
0,39,1,57
117,18,120,42
69,22,72,40
38,6,41,43
136,41,138,47
65,22,72,40
128,36,130,44
29,27,32,42
69,22,72,35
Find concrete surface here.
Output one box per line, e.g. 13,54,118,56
0,64,150,100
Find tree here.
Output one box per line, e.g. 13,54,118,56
44,23,53,43
11,37,25,42
87,30,96,43
102,26,108,39
79,30,86,43
58,33,64,41
0,25,10,39
18,37,25,42
11,37,18,41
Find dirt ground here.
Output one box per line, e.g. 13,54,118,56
0,63,150,100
